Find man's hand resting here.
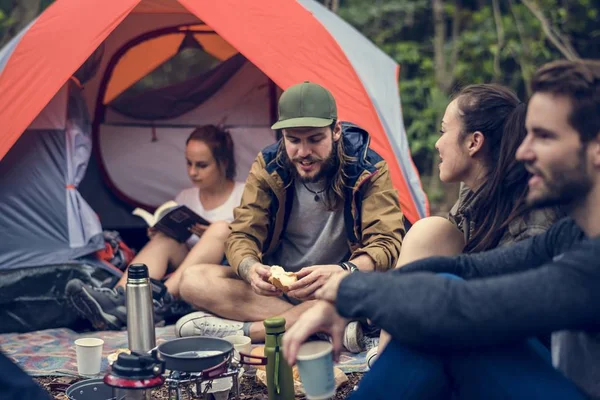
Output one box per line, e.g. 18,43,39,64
315,270,349,303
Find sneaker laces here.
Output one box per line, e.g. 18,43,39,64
192,315,243,337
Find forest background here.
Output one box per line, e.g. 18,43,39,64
1,0,598,213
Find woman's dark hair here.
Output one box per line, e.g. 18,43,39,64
186,125,236,180
454,84,529,253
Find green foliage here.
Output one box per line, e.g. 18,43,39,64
339,0,600,184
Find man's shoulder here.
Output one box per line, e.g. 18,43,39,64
260,141,280,167
541,217,586,254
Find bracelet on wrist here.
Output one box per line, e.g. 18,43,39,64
339,261,359,273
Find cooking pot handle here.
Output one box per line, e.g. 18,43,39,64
239,352,268,366
201,358,229,379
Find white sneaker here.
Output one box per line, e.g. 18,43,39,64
365,346,379,371
175,311,244,338
342,321,365,353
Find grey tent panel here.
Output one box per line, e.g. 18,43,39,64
0,83,104,271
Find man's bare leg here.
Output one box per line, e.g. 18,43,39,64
116,232,188,288
378,216,465,353
164,221,230,297
179,264,316,342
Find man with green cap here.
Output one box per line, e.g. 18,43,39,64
175,81,405,352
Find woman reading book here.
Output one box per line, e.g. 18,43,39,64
65,125,245,330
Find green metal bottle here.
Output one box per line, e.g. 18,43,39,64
264,317,295,400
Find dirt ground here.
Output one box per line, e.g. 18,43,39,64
35,372,363,399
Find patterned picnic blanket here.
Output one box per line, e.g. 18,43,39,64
0,327,368,377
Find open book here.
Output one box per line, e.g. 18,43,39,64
132,201,210,243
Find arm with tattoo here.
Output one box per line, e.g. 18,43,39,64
238,257,260,283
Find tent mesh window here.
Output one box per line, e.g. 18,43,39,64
108,39,246,120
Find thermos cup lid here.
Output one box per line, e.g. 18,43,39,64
128,263,149,279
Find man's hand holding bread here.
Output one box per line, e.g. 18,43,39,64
286,264,346,301
239,258,346,300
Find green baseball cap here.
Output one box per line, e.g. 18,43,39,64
271,81,337,130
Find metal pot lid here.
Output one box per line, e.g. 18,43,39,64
66,378,114,400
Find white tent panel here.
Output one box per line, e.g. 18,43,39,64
99,125,275,208
167,62,272,127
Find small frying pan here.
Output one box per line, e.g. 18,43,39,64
157,337,234,373
157,337,267,378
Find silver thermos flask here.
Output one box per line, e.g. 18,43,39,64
126,263,156,353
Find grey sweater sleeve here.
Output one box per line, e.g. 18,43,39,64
336,219,599,350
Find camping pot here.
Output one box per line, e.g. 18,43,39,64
64,378,114,400
103,350,165,400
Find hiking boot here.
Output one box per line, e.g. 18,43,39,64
154,292,194,324
175,311,244,338
65,279,127,331
342,321,365,353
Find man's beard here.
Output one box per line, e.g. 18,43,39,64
527,150,592,211
283,144,339,184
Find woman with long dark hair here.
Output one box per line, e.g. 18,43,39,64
369,84,559,364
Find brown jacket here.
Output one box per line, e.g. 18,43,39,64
226,123,405,274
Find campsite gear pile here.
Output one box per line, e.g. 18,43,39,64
126,264,156,353
96,231,136,271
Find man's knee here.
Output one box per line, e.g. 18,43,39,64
180,265,213,300
179,264,230,305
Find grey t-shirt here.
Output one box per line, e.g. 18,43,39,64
264,180,349,272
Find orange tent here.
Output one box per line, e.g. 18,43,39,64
0,0,428,224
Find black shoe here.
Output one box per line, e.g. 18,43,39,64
65,279,127,330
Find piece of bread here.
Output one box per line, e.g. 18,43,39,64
268,265,298,292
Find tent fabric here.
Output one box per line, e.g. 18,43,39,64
64,81,104,249
177,0,427,223
297,0,429,218
0,0,428,244
97,60,276,210
0,82,103,271
108,53,247,119
0,0,140,163
104,33,183,104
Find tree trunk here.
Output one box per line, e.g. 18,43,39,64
521,0,580,60
323,0,339,14
429,0,461,212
